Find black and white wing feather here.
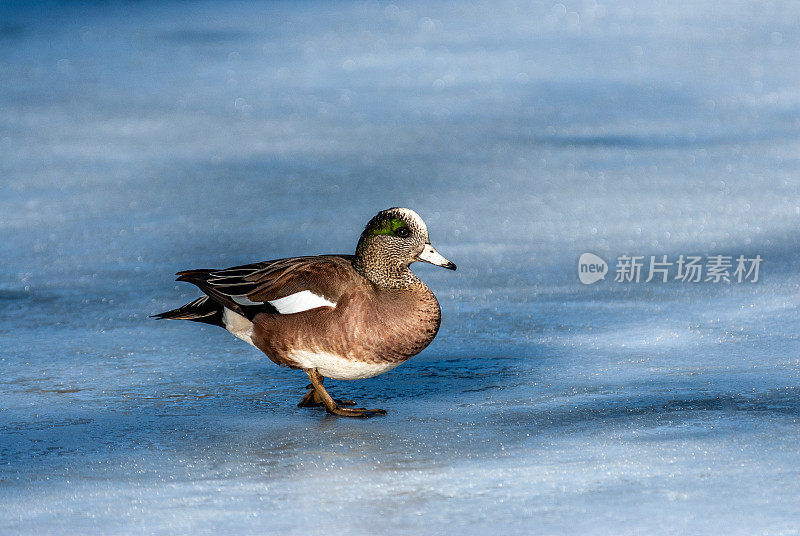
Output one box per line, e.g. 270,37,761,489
171,255,355,320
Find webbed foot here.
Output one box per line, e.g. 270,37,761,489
302,369,387,418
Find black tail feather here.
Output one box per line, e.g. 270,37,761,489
151,295,224,326
175,269,248,317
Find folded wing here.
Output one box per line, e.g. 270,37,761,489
174,255,355,319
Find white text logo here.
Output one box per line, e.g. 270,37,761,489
578,253,608,285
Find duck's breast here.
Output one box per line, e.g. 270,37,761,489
359,285,442,362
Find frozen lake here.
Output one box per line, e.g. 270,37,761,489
1,0,799,534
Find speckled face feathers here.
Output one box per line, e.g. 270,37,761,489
353,208,455,288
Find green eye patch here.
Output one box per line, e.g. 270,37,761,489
368,217,408,236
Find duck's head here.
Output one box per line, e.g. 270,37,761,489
354,207,456,288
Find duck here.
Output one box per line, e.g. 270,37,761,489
153,207,456,417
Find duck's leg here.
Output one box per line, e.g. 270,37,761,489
303,368,387,417
297,380,356,408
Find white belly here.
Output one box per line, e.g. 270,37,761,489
286,349,402,380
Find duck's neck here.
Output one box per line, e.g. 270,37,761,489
352,252,422,290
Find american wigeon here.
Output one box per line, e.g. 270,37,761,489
154,208,456,417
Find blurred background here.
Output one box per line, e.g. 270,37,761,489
1,1,798,534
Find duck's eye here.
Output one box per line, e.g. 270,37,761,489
396,226,411,238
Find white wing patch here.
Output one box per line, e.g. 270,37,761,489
268,290,336,314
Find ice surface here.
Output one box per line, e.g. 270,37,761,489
1,0,799,534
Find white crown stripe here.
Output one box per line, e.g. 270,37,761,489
267,290,336,314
